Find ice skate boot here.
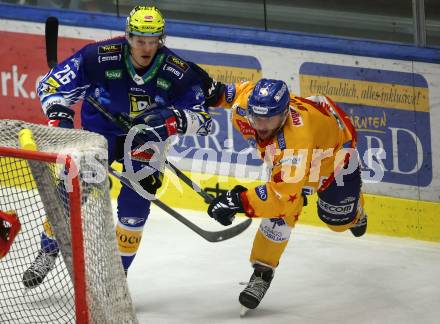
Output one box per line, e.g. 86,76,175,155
239,264,274,316
350,212,367,237
22,249,59,288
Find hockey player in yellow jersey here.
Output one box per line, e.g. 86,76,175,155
205,78,367,314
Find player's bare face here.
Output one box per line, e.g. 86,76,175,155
129,35,160,69
249,112,287,141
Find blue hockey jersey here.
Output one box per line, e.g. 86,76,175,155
37,36,210,136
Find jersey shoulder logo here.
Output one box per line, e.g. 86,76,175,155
235,106,247,117
290,108,304,127
98,44,122,55
255,185,268,201
46,77,60,88
225,84,236,103
166,55,189,72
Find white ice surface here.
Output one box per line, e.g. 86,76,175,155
125,204,440,324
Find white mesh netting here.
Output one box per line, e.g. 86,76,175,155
0,120,137,324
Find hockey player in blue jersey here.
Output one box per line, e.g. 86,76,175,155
22,6,212,288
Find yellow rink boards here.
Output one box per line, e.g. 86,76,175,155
109,165,440,243
2,158,438,242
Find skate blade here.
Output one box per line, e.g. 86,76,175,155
240,306,250,317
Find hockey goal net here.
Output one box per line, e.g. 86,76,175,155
0,120,137,324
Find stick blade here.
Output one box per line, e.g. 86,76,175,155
45,16,59,68
240,306,250,317
206,218,252,243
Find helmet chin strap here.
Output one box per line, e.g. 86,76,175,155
275,110,289,133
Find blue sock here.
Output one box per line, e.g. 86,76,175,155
40,232,59,254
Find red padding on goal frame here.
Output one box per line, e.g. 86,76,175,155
0,146,89,324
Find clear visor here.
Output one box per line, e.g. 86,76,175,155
247,110,287,139
128,35,161,49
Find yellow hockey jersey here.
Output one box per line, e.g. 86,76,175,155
216,82,357,219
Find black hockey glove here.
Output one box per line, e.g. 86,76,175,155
46,104,74,128
138,171,164,195
132,107,187,143
187,61,225,107
208,185,247,226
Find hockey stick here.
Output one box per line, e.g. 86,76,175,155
44,17,252,241
85,96,215,203
86,96,252,239
109,168,251,242
45,16,59,69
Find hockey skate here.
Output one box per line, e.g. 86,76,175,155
350,212,368,237
239,264,274,317
22,249,59,289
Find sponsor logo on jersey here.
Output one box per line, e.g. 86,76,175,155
259,218,291,243
157,77,171,90
340,196,356,203
270,218,286,227
277,132,286,150
255,185,268,201
164,65,183,78
275,154,302,167
166,55,189,72
70,57,81,70
105,69,122,80
130,87,147,93
318,200,354,215
116,225,142,254
290,109,303,126
46,77,60,88
98,44,122,54
236,119,256,136
98,54,121,63
129,94,153,115
235,106,246,117
225,84,236,103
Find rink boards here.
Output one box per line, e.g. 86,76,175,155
0,7,439,242
108,166,440,242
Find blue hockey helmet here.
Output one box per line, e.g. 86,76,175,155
247,79,290,117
